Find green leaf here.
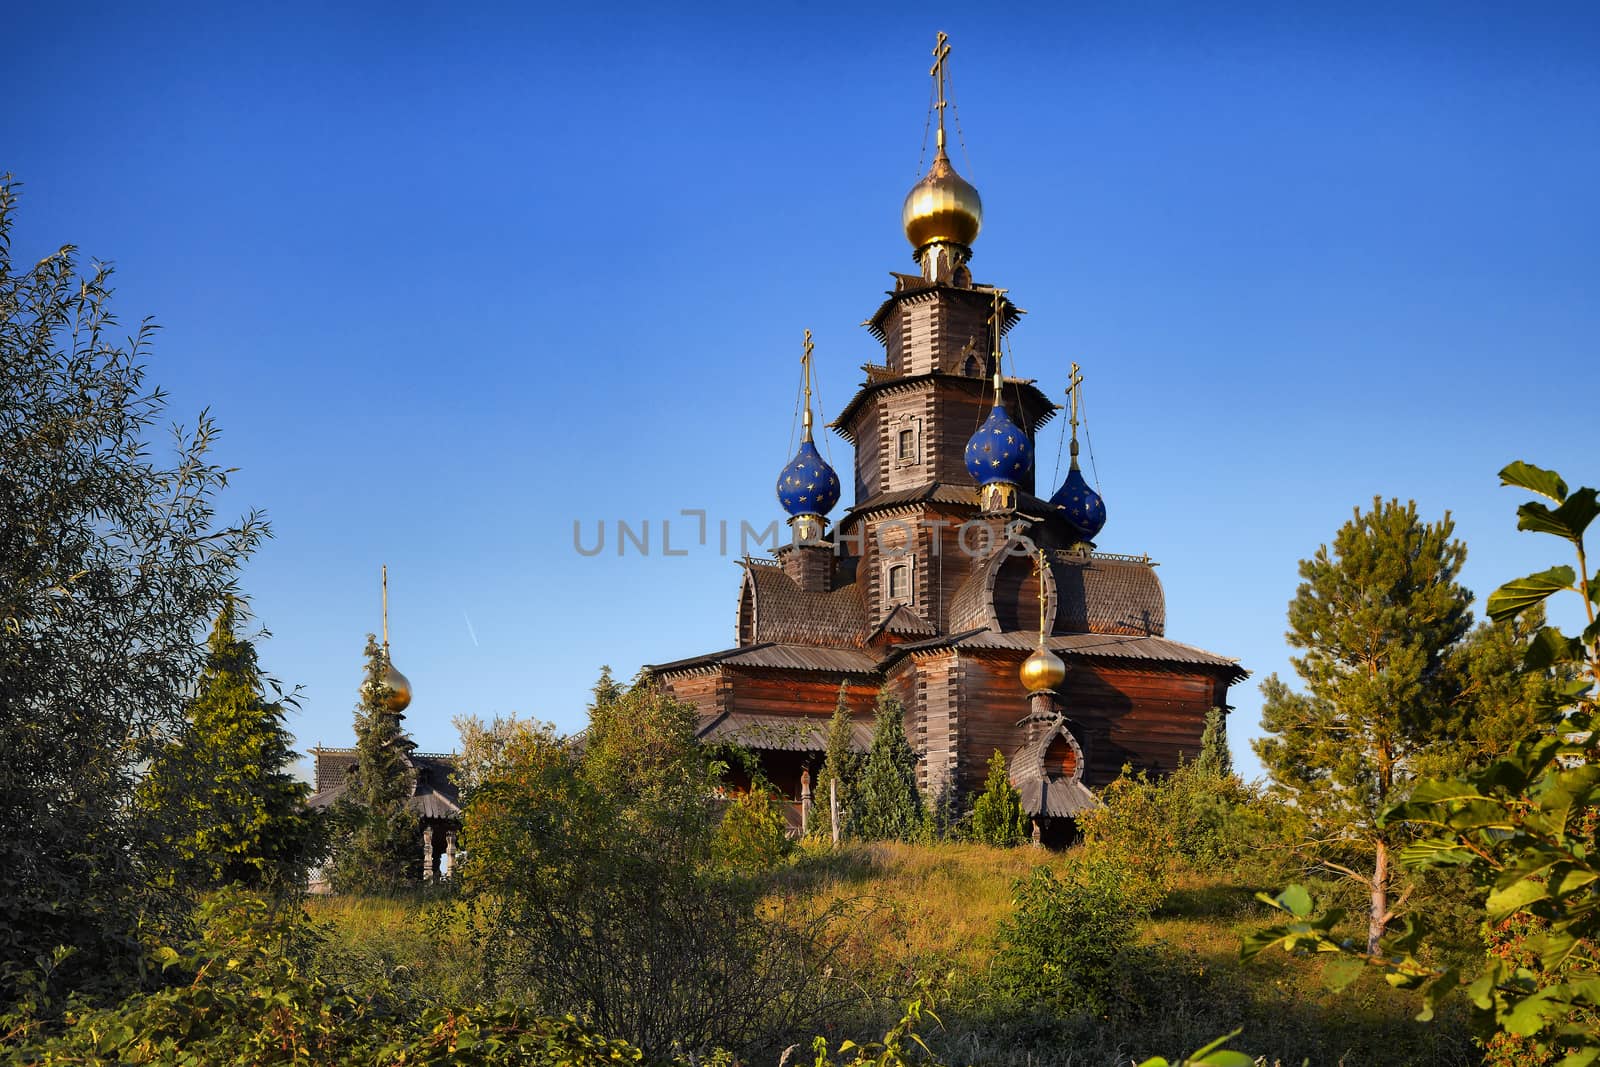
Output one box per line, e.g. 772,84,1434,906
1416,967,1460,1022
1397,839,1479,867
1193,1053,1256,1067
1524,626,1586,671
1501,461,1568,503
1502,987,1567,1036
1277,884,1313,918
1488,566,1576,622
1486,877,1548,920
1554,1048,1600,1067
1185,1029,1248,1065
1323,956,1365,993
1517,489,1600,544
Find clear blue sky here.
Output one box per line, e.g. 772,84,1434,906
7,3,1598,781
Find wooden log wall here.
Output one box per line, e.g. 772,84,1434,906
953,652,1225,793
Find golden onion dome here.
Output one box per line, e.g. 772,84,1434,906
381,661,412,713
903,147,983,249
1020,643,1067,693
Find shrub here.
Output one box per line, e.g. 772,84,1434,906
0,889,705,1066
969,751,1028,848
1079,759,1257,886
854,690,921,842
988,856,1150,1015
459,680,849,1058
713,786,795,873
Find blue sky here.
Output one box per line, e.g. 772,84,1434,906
7,3,1598,780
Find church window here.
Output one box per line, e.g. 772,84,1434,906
890,415,922,472
887,562,911,603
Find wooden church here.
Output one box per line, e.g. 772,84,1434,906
643,35,1241,844
644,36,1244,842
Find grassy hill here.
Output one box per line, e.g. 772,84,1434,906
308,841,1478,1066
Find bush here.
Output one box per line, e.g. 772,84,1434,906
969,751,1028,848
988,856,1150,1015
1079,759,1257,886
459,680,849,1058
713,786,795,873
0,889,706,1066
854,690,922,842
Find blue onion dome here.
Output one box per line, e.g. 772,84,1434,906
1051,464,1107,542
964,404,1033,486
777,439,842,520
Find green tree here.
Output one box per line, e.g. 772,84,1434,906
812,682,859,841
1255,498,1472,953
1416,604,1572,779
1245,463,1600,1064
461,678,841,1057
970,750,1028,847
329,637,418,892
451,712,547,805
1195,708,1233,779
854,689,922,842
140,599,321,890
0,176,267,999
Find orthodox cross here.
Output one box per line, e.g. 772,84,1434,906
930,31,951,148
987,287,1008,402
801,328,815,442
1066,361,1084,441
1066,361,1087,469
381,563,391,659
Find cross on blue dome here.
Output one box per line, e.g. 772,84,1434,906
1051,465,1106,542
777,439,842,520
964,403,1033,487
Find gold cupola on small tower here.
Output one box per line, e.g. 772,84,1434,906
377,564,412,713
1020,549,1067,693
903,32,983,283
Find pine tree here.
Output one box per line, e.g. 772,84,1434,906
1195,708,1233,779
970,750,1029,847
1418,603,1572,778
853,688,922,841
140,599,321,889
811,683,858,840
1255,498,1472,953
330,636,418,892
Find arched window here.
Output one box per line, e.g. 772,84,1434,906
1044,733,1078,779
887,562,911,603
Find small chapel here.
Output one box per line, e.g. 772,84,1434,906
644,35,1245,844
308,568,462,882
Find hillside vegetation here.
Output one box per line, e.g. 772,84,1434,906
307,842,1474,1066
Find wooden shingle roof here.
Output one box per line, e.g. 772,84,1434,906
1050,552,1166,637
696,710,873,753
646,642,879,677
739,560,868,648
887,629,1247,682
307,749,461,820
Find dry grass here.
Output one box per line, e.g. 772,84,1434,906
766,843,1477,1066
308,846,1480,1066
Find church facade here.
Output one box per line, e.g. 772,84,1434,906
643,40,1245,841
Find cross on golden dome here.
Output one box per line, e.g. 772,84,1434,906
930,31,951,151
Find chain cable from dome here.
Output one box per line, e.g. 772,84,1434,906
1082,386,1103,492
947,65,975,178
916,72,936,178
